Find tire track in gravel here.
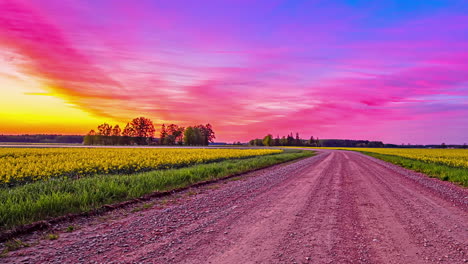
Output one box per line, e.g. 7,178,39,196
3,150,468,264
348,153,468,263
274,151,346,263
207,152,339,264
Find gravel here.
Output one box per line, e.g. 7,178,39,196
3,150,467,264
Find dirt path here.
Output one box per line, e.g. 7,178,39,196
4,150,468,263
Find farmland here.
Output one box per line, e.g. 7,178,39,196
340,148,468,168
2,149,467,263
0,148,282,186
0,147,312,230
331,148,468,186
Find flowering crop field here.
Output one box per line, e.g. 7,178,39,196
287,147,467,185
339,148,468,169
318,147,468,186
0,148,282,185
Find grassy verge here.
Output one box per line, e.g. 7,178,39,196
0,150,313,231
359,151,468,187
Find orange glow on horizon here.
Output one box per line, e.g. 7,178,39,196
0,74,117,135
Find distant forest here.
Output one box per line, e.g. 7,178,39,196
0,134,83,144
249,134,467,149
249,133,384,148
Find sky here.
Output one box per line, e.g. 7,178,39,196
0,0,467,144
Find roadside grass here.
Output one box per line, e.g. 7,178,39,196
0,238,29,257
65,225,76,233
360,151,468,187
227,176,242,182
46,234,59,240
131,202,154,213
186,190,198,196
0,149,313,231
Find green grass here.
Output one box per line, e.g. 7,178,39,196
131,202,154,213
359,151,468,187
46,234,59,240
3,238,29,251
0,238,29,257
0,150,313,231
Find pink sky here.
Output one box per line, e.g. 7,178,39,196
0,0,467,144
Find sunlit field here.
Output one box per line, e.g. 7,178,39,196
337,148,468,168
0,148,282,185
0,147,312,229
300,147,468,186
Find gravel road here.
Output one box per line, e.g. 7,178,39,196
4,150,468,263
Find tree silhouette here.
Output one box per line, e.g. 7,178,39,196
295,132,302,146
84,118,214,146
97,123,112,136
122,123,133,137
287,133,294,146
184,126,194,145
274,135,280,146
160,124,185,145
111,125,121,137
193,127,203,145
280,136,287,146
83,130,96,145
197,124,215,145
159,124,167,145
309,136,315,146
130,117,155,138
169,124,185,145
110,125,121,145
263,134,273,146
182,125,214,146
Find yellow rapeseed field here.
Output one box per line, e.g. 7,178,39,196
338,148,468,168
0,148,282,185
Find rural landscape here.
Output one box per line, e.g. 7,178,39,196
1,0,467,263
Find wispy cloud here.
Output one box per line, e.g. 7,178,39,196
0,0,467,143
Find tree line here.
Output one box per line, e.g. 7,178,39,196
83,116,215,146
386,143,467,149
249,133,321,147
320,139,384,148
0,134,83,144
159,124,215,146
249,134,388,148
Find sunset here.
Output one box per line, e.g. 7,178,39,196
1,1,467,263
1,0,467,144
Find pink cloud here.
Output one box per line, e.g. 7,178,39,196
0,0,467,144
